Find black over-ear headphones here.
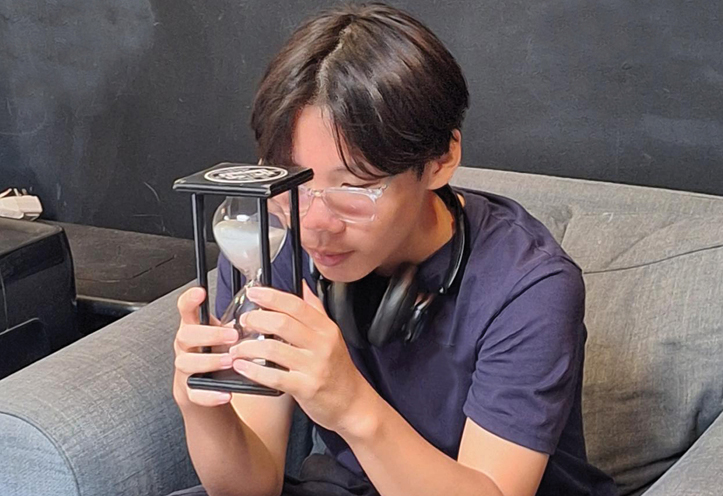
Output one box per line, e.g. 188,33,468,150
312,185,470,348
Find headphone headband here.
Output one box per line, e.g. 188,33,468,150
434,185,469,295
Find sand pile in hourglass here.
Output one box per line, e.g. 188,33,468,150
213,219,287,273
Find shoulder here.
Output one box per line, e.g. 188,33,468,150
459,188,582,297
451,189,585,347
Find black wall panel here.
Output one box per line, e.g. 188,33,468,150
1,0,722,238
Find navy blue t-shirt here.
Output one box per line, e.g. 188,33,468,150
215,188,618,496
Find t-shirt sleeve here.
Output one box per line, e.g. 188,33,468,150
462,255,587,455
214,234,298,320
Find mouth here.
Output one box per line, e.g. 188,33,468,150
309,249,354,267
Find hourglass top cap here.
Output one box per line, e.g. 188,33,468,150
174,162,314,198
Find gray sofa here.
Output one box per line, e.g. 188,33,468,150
2,166,723,496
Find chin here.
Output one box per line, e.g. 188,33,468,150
315,255,375,283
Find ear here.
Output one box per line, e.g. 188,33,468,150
425,129,462,191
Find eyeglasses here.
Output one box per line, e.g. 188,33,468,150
273,179,391,223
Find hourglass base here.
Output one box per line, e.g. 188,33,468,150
188,369,282,396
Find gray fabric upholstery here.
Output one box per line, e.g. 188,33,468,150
565,212,723,495
0,277,202,496
0,414,77,494
1,167,721,495
452,168,723,495
643,413,723,496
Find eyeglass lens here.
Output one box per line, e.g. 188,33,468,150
273,188,377,222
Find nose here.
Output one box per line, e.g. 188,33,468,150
301,194,345,233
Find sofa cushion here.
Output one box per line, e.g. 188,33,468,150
561,211,723,496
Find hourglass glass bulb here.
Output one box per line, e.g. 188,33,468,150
212,196,288,352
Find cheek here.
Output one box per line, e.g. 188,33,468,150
357,207,415,253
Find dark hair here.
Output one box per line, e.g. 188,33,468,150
251,2,469,179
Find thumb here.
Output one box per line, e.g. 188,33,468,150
302,279,325,314
177,286,221,326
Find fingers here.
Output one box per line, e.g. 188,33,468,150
177,287,221,326
231,337,309,372
186,388,232,407
303,280,326,313
233,358,301,394
176,324,239,352
246,286,326,330
239,310,312,348
175,350,234,375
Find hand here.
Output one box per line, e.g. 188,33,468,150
173,287,239,409
229,282,373,435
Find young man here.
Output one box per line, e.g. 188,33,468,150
171,4,618,496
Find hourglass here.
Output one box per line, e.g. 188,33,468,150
173,162,313,395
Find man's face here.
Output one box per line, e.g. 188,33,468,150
290,105,428,283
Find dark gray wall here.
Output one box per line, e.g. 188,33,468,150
2,0,722,239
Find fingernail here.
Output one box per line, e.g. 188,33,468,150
233,359,249,374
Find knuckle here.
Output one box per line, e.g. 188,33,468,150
174,354,187,373
270,314,288,334
301,380,320,401
176,294,186,313
266,374,282,390
289,298,303,314
266,340,284,361
317,341,333,362
175,332,189,351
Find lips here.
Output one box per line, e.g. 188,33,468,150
309,249,353,267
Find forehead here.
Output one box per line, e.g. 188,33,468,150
291,106,380,180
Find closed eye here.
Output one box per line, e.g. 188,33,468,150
341,183,377,189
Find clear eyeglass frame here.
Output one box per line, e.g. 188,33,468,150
274,177,392,224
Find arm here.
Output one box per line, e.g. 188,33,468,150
338,388,548,496
174,252,298,496
231,255,585,496
339,256,584,496
178,390,295,496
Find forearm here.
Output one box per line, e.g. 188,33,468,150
339,386,504,496
180,401,281,496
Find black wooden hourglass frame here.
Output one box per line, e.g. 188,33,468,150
173,162,313,396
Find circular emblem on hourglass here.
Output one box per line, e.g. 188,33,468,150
204,165,289,184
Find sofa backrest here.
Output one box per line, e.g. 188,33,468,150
452,167,723,496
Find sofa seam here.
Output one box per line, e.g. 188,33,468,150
583,243,723,275
470,168,723,203
0,411,81,495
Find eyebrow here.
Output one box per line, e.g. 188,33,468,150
292,161,360,176
291,160,379,181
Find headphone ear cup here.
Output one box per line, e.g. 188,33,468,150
326,281,369,349
367,264,419,348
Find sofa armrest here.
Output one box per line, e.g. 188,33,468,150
0,275,206,496
643,412,723,496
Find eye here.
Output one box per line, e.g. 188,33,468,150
341,182,376,189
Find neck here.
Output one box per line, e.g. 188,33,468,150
376,190,455,277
